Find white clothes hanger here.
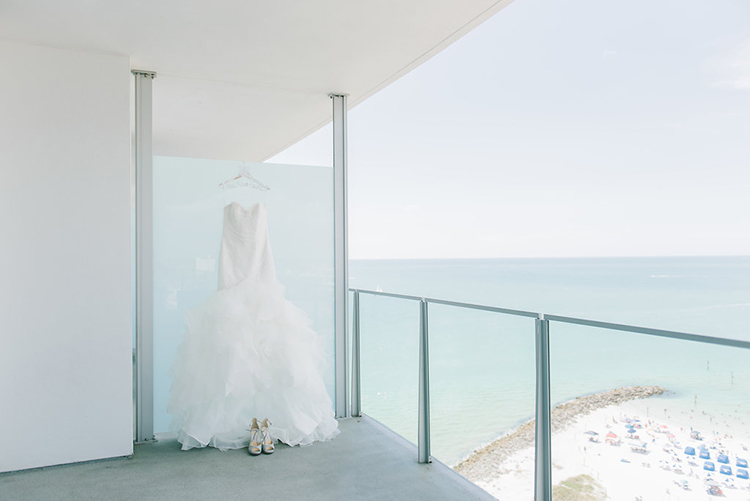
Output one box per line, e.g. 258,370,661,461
219,162,270,192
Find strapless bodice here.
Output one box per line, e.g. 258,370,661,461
218,202,276,290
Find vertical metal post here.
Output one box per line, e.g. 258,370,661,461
351,291,361,417
133,70,156,443
534,315,552,501
418,299,431,463
330,93,350,418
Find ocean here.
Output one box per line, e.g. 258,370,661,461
348,256,750,466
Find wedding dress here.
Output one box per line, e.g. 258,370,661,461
168,202,339,450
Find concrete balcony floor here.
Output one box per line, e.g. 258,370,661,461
0,415,494,501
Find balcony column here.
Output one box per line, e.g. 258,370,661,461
133,69,156,443
330,93,350,418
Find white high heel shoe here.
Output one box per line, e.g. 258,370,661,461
248,418,262,456
260,418,275,454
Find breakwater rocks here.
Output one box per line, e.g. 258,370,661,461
453,385,666,482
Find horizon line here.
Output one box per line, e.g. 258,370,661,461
349,254,750,261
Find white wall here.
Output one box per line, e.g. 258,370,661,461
0,41,133,472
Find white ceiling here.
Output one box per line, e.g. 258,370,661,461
0,0,514,161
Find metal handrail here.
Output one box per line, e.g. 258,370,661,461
348,287,750,501
544,314,750,349
349,287,750,349
350,288,539,318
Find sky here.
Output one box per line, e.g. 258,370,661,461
269,0,750,260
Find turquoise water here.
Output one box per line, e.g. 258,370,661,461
349,257,750,465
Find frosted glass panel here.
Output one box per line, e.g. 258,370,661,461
152,157,334,433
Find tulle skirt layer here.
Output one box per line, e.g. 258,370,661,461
168,277,339,451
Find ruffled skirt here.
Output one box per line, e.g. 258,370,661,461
167,277,339,450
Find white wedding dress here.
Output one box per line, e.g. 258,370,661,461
168,202,339,450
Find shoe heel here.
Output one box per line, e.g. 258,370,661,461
261,418,275,454
248,418,263,456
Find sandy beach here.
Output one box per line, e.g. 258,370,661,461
454,386,750,500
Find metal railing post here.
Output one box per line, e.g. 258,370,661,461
418,299,431,463
351,291,362,417
534,315,552,501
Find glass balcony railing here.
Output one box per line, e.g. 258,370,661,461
349,288,750,501
429,302,536,494
356,292,420,445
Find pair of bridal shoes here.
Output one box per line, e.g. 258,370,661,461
248,418,275,456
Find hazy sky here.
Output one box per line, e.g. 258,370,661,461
270,0,750,259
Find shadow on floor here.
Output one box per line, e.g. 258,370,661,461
0,415,495,501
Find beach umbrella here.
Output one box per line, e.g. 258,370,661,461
737,458,748,468
737,468,749,479
605,431,620,446
706,480,723,495
704,461,716,471
684,446,696,456
700,450,711,460
629,441,647,453
718,454,729,464
720,465,732,475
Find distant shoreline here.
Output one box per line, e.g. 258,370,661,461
453,385,666,482
349,256,747,262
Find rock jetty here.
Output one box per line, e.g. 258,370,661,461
453,385,666,482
